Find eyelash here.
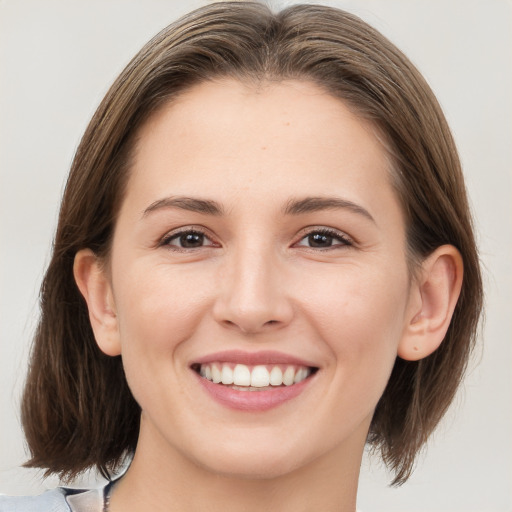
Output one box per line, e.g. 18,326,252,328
295,227,353,250
160,227,353,252
160,228,218,252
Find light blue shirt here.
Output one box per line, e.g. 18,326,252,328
1,484,364,511
0,485,107,512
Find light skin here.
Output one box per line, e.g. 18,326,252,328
74,79,463,512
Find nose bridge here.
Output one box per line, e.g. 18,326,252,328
214,238,293,333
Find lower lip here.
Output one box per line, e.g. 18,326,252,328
195,372,314,412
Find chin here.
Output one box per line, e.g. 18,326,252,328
193,449,308,481
179,424,328,482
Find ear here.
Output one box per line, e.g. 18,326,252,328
398,245,463,361
73,249,122,356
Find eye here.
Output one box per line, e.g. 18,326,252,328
295,228,352,249
161,229,216,250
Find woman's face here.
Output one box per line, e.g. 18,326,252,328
104,79,416,478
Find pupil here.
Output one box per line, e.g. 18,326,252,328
309,233,332,247
180,233,203,247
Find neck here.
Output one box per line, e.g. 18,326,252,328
109,422,366,512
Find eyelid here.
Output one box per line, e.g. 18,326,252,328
293,226,354,249
156,224,353,251
159,225,219,249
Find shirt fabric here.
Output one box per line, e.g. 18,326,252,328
0,484,363,511
0,484,108,512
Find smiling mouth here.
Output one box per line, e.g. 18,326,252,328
191,362,318,391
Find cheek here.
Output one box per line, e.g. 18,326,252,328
110,262,219,418
303,262,409,386
111,262,214,386
306,260,407,337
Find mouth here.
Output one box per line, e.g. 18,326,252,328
191,362,318,391
190,350,319,411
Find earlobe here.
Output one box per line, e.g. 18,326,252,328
398,245,463,361
73,249,122,357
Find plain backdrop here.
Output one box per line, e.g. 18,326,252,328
1,1,511,511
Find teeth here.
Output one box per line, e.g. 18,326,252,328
233,364,251,386
251,365,270,387
212,364,222,383
198,362,312,388
283,366,295,386
294,367,308,384
221,365,234,385
269,366,283,386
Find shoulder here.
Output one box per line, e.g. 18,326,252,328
0,488,69,511
0,486,104,512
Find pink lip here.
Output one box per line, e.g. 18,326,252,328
194,371,315,412
191,350,317,367
190,350,318,412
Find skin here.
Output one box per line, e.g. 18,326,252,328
75,79,463,512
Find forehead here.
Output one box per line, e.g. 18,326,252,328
136,78,385,161
125,78,400,222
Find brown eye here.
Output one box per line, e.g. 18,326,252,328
163,230,215,249
178,232,205,248
308,233,334,248
296,229,352,249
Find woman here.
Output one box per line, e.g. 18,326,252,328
0,2,482,511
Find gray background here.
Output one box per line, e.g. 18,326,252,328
1,1,511,511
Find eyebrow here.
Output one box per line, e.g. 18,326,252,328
283,196,375,223
142,196,224,217
141,195,374,223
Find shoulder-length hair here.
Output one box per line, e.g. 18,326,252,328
22,1,483,486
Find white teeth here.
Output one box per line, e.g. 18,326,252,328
198,362,313,388
233,364,251,386
282,366,295,386
294,367,309,383
211,364,222,383
269,366,283,386
251,365,270,387
221,365,234,385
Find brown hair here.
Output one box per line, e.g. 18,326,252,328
22,1,483,485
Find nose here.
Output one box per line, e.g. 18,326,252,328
212,245,294,335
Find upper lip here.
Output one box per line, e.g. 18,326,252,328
191,350,318,368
